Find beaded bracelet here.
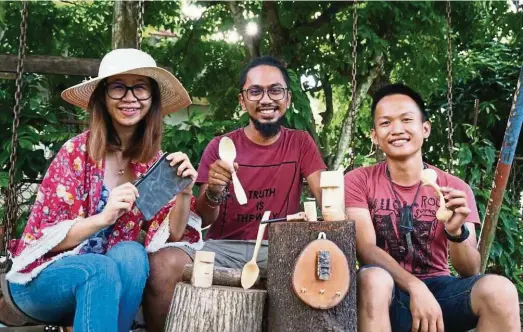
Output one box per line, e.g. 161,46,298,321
205,187,230,207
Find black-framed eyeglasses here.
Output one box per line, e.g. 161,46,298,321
105,82,152,101
240,87,288,101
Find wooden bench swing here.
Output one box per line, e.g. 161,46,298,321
2,1,522,331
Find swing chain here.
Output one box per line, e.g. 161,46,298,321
136,0,145,49
1,1,28,270
346,0,359,170
445,0,455,173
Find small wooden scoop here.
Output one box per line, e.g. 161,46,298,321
218,137,247,205
241,211,271,289
420,169,453,223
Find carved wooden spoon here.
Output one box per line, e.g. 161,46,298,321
420,169,453,223
241,211,271,289
218,137,247,205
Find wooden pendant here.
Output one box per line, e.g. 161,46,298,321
292,232,350,310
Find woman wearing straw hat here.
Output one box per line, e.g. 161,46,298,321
6,48,203,332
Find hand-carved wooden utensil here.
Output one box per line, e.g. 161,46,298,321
420,168,453,223
218,136,247,205
241,211,271,289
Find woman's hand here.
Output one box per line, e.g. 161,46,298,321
101,182,139,225
166,152,198,195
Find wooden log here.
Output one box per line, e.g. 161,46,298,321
0,55,171,77
165,282,267,332
267,220,357,332
0,55,100,76
182,264,265,289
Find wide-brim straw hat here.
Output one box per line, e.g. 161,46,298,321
61,48,191,115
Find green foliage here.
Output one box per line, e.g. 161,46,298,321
162,112,241,170
419,39,523,295
283,70,317,138
0,73,77,228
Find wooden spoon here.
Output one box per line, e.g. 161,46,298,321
241,211,271,289
218,137,247,205
420,169,453,223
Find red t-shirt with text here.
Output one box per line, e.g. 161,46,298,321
197,127,326,240
344,162,480,278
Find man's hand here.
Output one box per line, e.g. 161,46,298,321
207,159,239,194
440,187,471,236
409,281,444,332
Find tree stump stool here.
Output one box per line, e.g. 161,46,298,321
267,220,357,332
164,281,267,332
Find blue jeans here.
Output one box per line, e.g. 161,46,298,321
9,241,149,332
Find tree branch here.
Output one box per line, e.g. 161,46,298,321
263,1,288,59
228,1,261,60
330,54,384,170
294,2,354,31
319,74,334,158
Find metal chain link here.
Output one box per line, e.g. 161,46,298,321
445,0,455,173
1,1,28,270
136,0,145,49
346,1,359,170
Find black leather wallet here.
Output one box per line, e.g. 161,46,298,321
134,153,193,221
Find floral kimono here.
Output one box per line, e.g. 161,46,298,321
7,131,203,284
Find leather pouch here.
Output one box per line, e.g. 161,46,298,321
134,153,192,221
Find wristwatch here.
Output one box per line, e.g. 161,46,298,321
444,224,470,243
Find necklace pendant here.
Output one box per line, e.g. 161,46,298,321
117,169,125,176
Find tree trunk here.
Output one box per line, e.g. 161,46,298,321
112,1,139,49
330,54,384,170
228,1,261,60
165,282,267,332
263,1,287,60
267,221,357,332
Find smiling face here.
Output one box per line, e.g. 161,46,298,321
104,74,153,129
371,94,431,161
239,65,292,137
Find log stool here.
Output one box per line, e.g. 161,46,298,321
164,265,267,332
267,220,357,332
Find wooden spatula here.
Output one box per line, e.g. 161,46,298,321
420,168,453,223
241,211,271,289
218,137,247,205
